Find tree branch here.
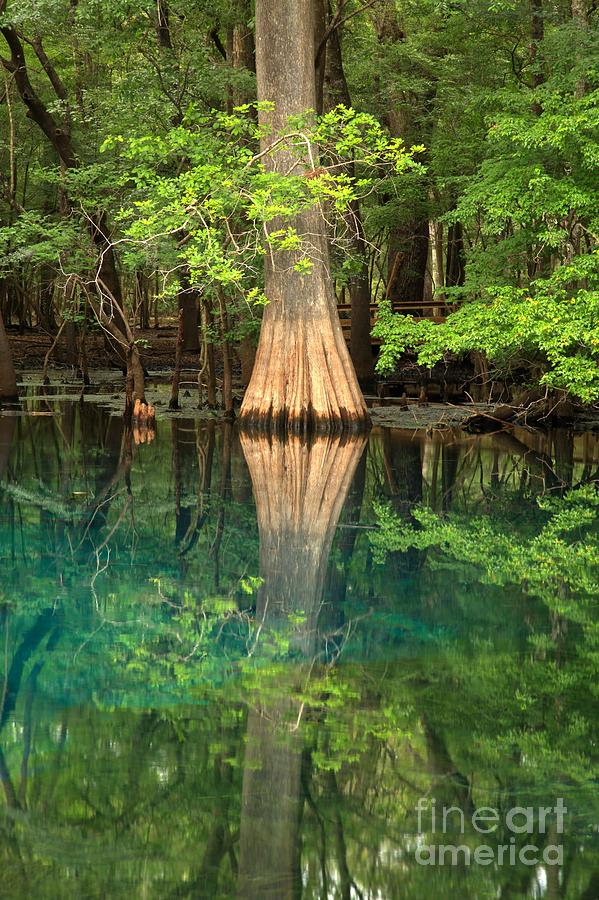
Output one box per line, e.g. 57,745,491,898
209,27,227,60
315,0,383,69
0,26,76,167
22,33,70,104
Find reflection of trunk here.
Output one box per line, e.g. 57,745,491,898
242,434,366,647
0,609,57,730
422,717,473,815
325,444,367,611
0,415,15,479
0,308,18,401
382,431,424,575
239,0,368,433
553,429,574,490
238,707,304,900
441,443,460,512
238,433,366,896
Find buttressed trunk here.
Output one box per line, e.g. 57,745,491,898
237,432,366,898
0,309,18,402
239,0,369,434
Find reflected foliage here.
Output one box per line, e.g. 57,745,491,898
1,400,599,897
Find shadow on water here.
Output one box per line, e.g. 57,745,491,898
0,397,599,897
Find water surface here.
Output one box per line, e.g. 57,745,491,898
1,392,599,898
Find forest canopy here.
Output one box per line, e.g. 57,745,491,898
0,0,598,411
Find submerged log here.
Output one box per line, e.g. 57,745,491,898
464,389,577,432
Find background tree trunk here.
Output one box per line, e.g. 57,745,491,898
239,0,369,434
0,309,18,401
325,20,374,384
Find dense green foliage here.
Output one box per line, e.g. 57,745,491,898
1,0,597,401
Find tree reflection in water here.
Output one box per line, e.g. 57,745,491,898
238,434,366,899
0,400,598,897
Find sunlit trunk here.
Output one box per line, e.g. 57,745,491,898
239,0,369,434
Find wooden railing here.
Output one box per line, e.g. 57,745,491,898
337,299,457,344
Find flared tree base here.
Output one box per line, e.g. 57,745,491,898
239,301,371,436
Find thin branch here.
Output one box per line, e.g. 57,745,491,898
315,0,383,68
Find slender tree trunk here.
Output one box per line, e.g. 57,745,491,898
239,0,369,434
0,309,18,402
169,307,184,409
38,265,58,332
325,21,374,383
218,295,235,419
445,222,465,288
572,0,589,97
178,271,200,352
387,219,430,308
530,0,545,115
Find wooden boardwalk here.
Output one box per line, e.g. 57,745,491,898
338,300,455,345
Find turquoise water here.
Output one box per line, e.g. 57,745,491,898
1,393,599,898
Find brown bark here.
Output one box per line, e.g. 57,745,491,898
0,308,18,402
445,221,465,288
216,290,235,418
237,334,257,388
169,307,184,410
239,0,369,434
199,299,218,409
178,270,200,352
156,0,172,49
324,19,374,383
387,218,430,307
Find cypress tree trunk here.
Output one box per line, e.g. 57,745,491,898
0,309,18,402
239,0,369,434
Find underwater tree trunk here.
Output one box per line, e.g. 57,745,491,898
239,0,369,434
0,309,18,402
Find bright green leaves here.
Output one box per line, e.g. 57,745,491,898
371,485,599,609
109,103,419,309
